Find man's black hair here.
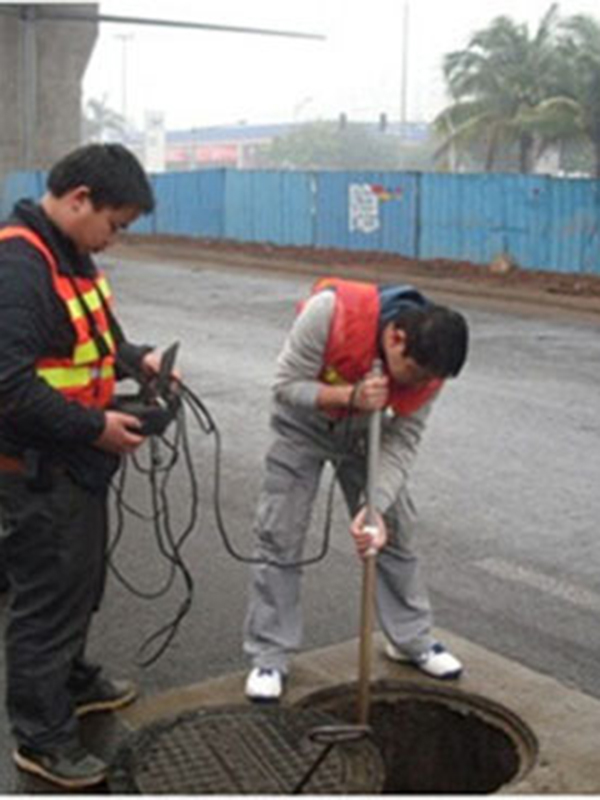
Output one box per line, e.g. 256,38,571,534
393,305,469,378
46,143,155,213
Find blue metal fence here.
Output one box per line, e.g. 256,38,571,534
0,170,47,219
223,170,314,246
131,169,226,237
315,171,419,256
2,167,600,275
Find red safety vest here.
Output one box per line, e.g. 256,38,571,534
0,226,117,409
309,277,442,417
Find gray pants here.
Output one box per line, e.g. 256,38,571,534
243,405,434,673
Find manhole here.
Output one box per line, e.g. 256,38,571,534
108,704,385,794
298,680,538,794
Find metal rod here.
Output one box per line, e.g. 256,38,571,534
357,359,383,726
365,362,383,528
292,743,334,794
292,724,371,794
36,8,326,41
357,554,377,725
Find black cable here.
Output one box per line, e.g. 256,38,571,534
135,430,195,667
108,374,363,665
180,382,351,569
107,408,198,665
108,430,178,601
181,379,366,569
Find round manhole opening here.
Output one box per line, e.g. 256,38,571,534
298,680,538,794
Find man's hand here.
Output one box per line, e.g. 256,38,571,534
317,370,388,413
141,349,180,381
94,410,145,454
350,507,388,559
352,374,389,412
140,349,161,377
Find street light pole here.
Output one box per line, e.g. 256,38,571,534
115,32,133,132
400,1,409,128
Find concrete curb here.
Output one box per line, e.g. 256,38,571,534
118,628,600,794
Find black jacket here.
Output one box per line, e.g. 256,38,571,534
0,200,149,492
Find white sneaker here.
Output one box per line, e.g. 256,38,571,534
385,641,463,680
245,667,284,702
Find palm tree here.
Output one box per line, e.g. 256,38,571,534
524,14,600,177
435,6,561,173
82,95,127,143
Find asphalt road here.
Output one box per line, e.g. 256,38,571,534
1,253,599,790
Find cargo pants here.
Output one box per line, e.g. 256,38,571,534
243,403,435,673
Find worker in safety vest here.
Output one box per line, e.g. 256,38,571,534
0,144,165,789
243,277,469,702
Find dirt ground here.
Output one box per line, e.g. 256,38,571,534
116,234,600,323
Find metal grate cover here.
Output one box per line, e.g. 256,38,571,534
109,704,384,794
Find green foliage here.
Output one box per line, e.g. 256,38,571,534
82,95,126,143
435,5,562,174
259,122,434,171
434,4,600,176
552,14,600,176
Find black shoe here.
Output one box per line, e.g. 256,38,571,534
74,676,137,717
13,743,107,789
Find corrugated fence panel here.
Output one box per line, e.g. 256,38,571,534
1,170,47,218
500,175,550,270
279,171,314,246
2,166,600,275
223,170,313,245
134,169,225,237
314,171,418,256
544,178,600,274
420,173,600,274
420,173,513,264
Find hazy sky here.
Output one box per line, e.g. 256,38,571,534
83,0,600,131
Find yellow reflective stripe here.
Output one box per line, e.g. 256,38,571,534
67,286,103,318
37,362,115,390
37,366,92,390
73,330,115,365
65,278,112,320
97,276,112,301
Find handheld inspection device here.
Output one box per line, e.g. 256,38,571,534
113,341,181,436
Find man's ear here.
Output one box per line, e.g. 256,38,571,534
384,323,407,352
68,186,92,212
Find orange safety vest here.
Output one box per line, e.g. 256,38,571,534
309,277,442,417
0,226,117,409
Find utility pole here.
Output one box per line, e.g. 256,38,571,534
115,32,133,132
400,1,409,129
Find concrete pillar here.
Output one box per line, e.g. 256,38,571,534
0,4,98,186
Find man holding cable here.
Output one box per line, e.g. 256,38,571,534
0,143,171,789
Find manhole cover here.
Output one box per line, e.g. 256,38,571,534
109,705,385,794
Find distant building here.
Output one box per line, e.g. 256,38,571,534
130,120,431,172
165,123,292,170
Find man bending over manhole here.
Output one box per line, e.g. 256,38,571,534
242,277,469,702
